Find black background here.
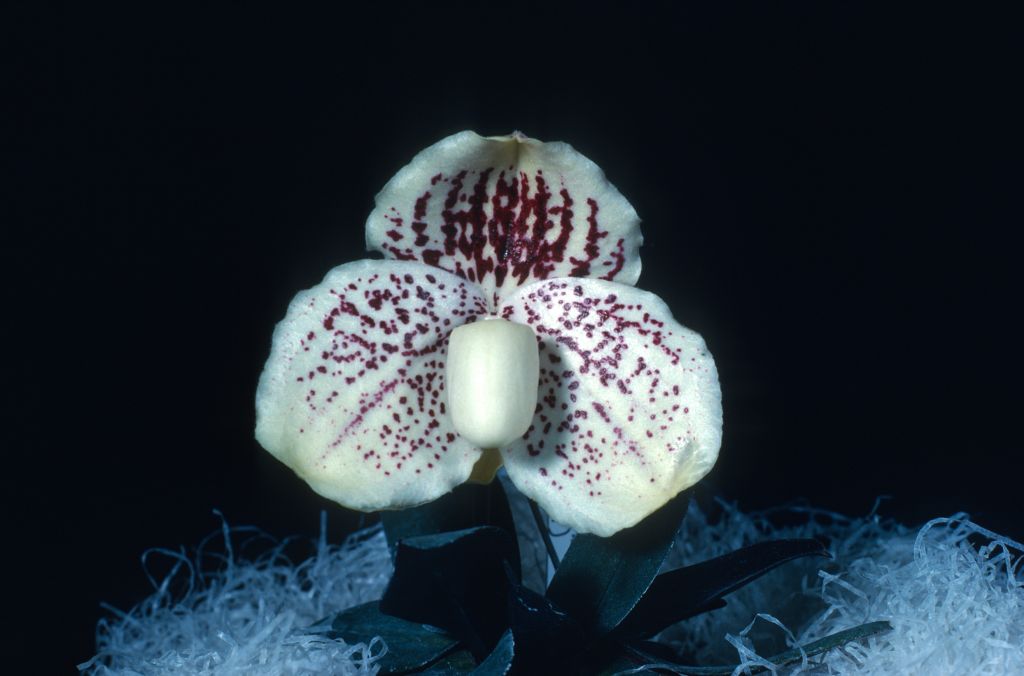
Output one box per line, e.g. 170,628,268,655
6,3,1021,671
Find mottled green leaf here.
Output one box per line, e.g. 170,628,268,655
420,649,478,674
596,653,661,676
313,601,458,675
381,526,517,659
382,480,518,569
507,582,584,672
616,538,830,638
623,620,893,674
472,629,514,675
546,490,691,636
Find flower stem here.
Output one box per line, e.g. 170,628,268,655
529,499,560,570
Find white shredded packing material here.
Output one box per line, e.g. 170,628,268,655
80,503,1023,675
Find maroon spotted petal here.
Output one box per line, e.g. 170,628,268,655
366,131,643,311
497,278,722,537
256,260,489,511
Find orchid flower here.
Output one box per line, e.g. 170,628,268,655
256,131,722,537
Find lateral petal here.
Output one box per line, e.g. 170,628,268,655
498,279,722,536
256,260,488,511
366,131,642,310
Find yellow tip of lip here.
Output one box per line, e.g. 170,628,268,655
467,448,504,485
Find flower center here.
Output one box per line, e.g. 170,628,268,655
446,317,540,451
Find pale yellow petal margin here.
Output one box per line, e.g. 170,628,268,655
366,131,643,310
256,259,488,511
498,278,723,537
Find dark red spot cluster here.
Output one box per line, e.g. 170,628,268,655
502,280,713,498
376,167,628,307
286,268,487,476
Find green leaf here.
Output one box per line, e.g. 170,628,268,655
615,538,830,639
595,653,662,676
420,650,478,674
546,490,691,636
623,620,893,675
472,629,515,675
312,601,458,675
507,582,584,672
382,481,518,568
381,526,518,660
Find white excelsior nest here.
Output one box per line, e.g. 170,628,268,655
80,502,1023,675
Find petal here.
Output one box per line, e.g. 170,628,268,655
497,279,722,536
366,131,642,310
256,259,489,511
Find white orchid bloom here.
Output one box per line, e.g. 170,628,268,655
256,131,722,537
